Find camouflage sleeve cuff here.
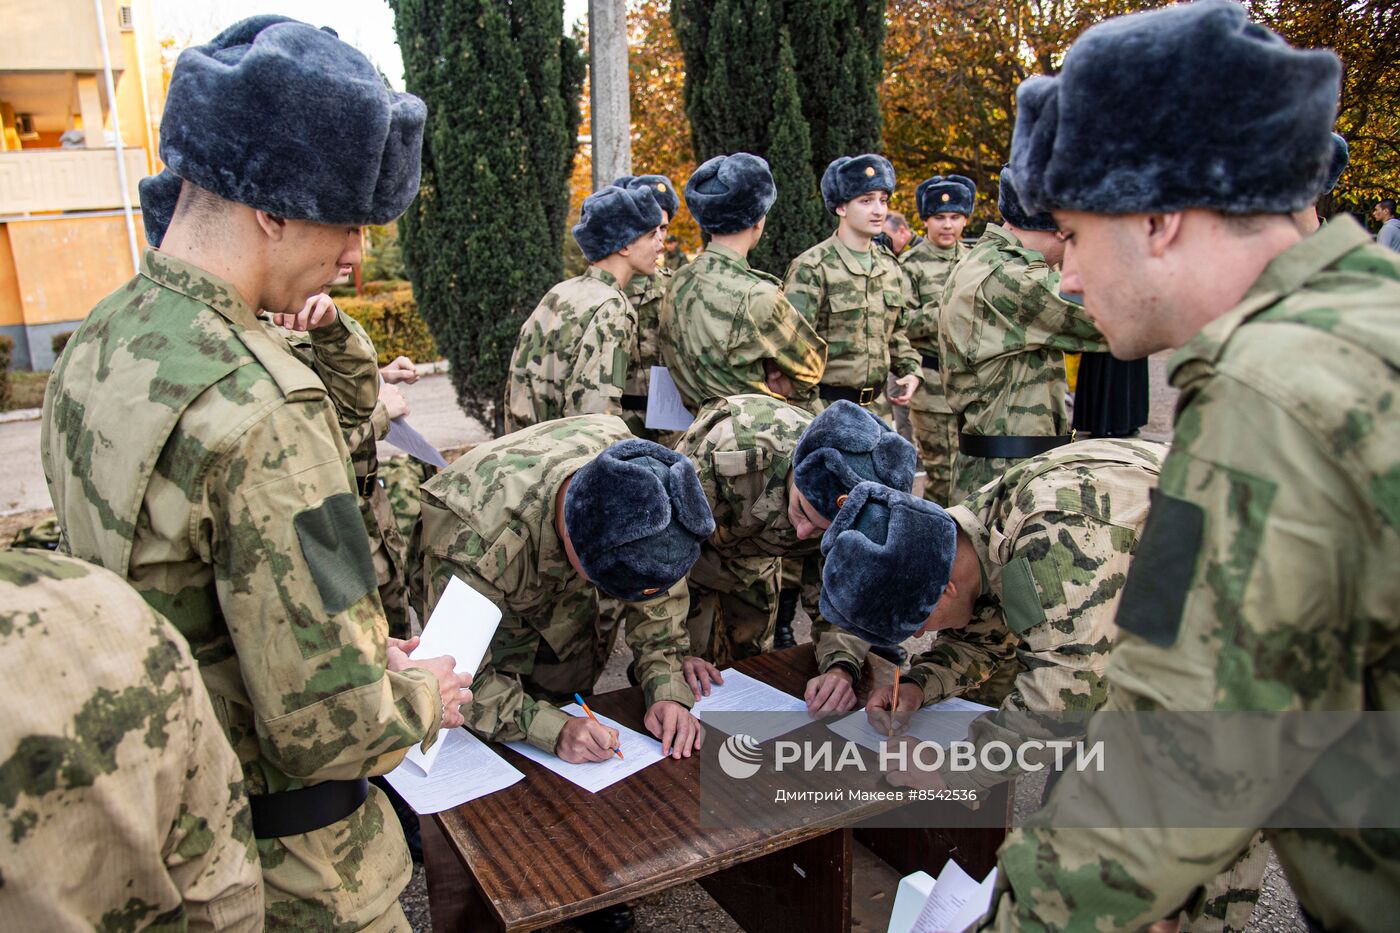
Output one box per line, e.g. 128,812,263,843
904,662,958,704
370,401,391,441
526,703,572,754
890,357,922,379
814,626,869,678
309,310,355,346
646,675,697,710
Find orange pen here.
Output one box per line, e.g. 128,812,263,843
574,692,624,760
889,667,900,738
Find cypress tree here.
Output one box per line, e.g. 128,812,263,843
391,0,584,431
674,0,886,274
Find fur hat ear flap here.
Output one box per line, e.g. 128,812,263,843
871,432,918,493
1323,133,1349,194
139,169,183,248
998,167,1057,233
792,401,917,519
684,153,777,234
668,458,717,538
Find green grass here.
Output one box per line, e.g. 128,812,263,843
3,370,49,411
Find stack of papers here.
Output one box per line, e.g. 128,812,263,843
904,859,998,933
385,728,524,814
826,697,994,753
504,704,667,793
402,576,503,776
690,669,811,743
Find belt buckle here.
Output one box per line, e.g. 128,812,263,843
858,386,875,406
359,470,379,496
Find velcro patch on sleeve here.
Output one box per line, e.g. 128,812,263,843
294,492,378,616
1115,490,1205,648
1000,556,1047,636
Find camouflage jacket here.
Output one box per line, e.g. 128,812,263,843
783,234,921,390
621,268,671,437
418,416,695,753
41,252,439,927
902,238,966,354
275,317,385,478
663,247,688,271
938,224,1106,499
0,550,262,931
673,394,820,562
660,244,826,410
505,266,637,433
906,438,1165,793
981,218,1400,930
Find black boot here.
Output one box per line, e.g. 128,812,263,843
773,587,799,650
570,903,635,933
869,643,907,667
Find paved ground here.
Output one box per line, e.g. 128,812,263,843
0,358,1305,930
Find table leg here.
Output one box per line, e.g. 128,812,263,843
854,782,1013,880
422,815,502,933
699,828,852,933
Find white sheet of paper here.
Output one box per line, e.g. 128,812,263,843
887,871,936,933
384,728,524,814
690,669,811,743
909,859,997,933
645,366,696,431
504,703,666,793
384,416,449,468
825,697,995,754
402,576,503,775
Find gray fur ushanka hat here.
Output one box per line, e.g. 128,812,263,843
138,169,181,248
820,483,958,646
572,186,664,263
792,401,917,521
916,175,977,220
160,15,426,226
1008,0,1341,217
998,167,1057,233
821,154,896,213
684,154,778,234
564,439,715,602
613,174,680,220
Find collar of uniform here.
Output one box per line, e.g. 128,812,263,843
831,234,886,280
140,249,260,330
583,265,622,290
704,242,750,270
1168,215,1372,381
946,503,994,600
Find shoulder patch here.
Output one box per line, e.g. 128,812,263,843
1000,556,1047,635
1115,489,1205,648
294,492,378,617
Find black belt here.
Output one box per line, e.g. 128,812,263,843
819,384,883,406
920,352,940,372
357,470,379,497
620,393,648,412
249,778,370,839
958,433,1073,459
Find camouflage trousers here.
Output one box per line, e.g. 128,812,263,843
1178,832,1270,933
907,370,958,506
259,784,413,932
687,548,780,666
780,551,825,635
950,450,1034,507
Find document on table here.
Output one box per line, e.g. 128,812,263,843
402,576,503,775
690,669,812,743
907,858,998,933
504,704,666,793
645,366,695,431
385,728,524,815
826,697,994,753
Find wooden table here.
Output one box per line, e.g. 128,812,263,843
422,645,1010,932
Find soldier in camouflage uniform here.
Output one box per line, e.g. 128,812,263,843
42,18,470,929
784,154,922,417
0,549,263,930
672,395,819,668
663,235,688,271
972,4,1400,929
938,168,1107,504
842,439,1167,758
902,175,977,505
661,153,826,412
506,185,664,433
418,416,713,763
612,174,680,442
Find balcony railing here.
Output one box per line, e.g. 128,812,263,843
0,147,146,215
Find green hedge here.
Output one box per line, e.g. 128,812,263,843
0,334,11,409
338,288,438,366
51,330,75,358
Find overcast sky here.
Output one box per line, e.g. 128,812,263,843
153,0,592,90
